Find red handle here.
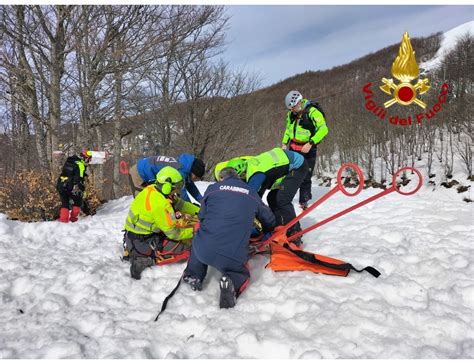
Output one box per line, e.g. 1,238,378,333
392,167,423,195
286,165,422,242
263,164,422,245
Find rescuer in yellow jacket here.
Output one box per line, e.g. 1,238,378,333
282,90,328,210
123,166,200,280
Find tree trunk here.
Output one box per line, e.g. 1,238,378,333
112,69,123,198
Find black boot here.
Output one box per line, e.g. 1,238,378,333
299,201,308,210
287,225,304,247
219,274,236,309
130,252,154,280
183,275,203,291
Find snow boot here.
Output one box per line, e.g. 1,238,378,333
299,202,308,210
69,206,81,222
130,251,154,280
291,236,303,248
183,275,203,291
287,225,304,247
219,274,236,309
59,208,70,223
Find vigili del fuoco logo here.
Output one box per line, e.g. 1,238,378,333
362,32,448,126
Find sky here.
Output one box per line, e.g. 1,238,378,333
223,5,474,87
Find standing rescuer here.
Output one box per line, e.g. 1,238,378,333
56,149,92,223
282,90,328,210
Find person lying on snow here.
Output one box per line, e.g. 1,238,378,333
123,166,200,280
182,167,275,309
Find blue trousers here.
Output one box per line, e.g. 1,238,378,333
184,243,250,296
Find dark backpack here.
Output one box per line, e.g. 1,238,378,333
56,156,78,193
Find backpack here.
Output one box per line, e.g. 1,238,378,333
56,156,78,193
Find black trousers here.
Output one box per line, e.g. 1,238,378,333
59,191,83,209
124,231,190,258
267,160,308,231
290,145,317,204
184,243,250,297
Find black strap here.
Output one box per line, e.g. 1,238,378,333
282,243,380,278
154,274,183,322
348,265,381,278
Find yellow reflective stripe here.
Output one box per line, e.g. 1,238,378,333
268,149,279,164
125,220,151,233
128,210,154,229
164,227,180,239
125,219,162,234
137,218,154,229
127,209,161,233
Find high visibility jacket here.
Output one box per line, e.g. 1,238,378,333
246,148,289,192
282,99,328,145
213,156,253,181
124,185,199,240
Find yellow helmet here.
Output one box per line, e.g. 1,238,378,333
156,166,183,195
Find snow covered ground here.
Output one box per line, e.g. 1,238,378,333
0,158,472,359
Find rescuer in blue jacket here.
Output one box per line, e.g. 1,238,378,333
129,153,205,202
182,167,276,309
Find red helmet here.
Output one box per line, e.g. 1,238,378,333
80,149,92,163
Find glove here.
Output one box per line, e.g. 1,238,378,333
300,142,312,154
193,222,200,233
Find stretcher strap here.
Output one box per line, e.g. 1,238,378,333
282,243,380,278
154,274,183,322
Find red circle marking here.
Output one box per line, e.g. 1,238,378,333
398,86,414,102
337,163,364,196
119,160,129,174
392,167,423,195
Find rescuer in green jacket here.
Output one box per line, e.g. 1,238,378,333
282,90,328,210
228,147,308,246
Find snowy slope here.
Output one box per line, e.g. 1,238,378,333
1,21,473,356
0,159,472,359
420,21,474,72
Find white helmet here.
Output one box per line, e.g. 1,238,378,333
285,90,303,109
